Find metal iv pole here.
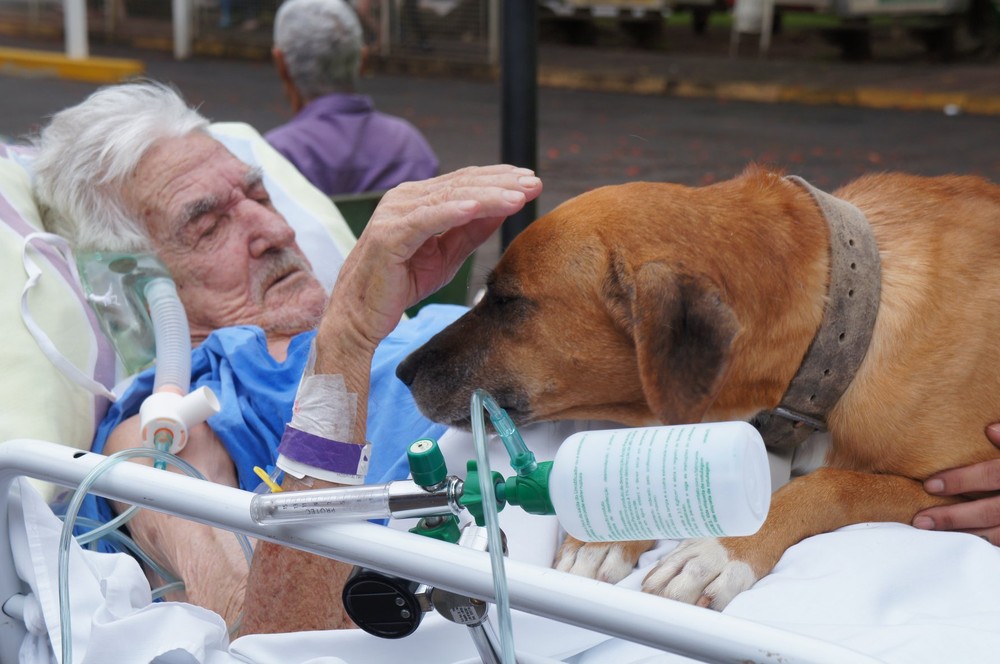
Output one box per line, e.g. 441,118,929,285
499,0,538,251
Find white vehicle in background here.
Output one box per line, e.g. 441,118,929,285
538,0,726,46
732,0,985,59
538,0,994,57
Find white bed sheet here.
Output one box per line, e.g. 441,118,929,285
8,422,1000,664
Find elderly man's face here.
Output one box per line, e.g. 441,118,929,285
122,132,328,342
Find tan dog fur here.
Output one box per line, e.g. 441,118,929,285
396,166,1000,608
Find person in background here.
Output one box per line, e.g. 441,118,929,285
266,0,439,195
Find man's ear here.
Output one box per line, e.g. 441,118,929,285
272,48,304,113
272,46,288,78
605,258,740,424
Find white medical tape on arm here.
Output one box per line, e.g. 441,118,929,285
275,342,370,485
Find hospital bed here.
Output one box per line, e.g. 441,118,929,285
2,125,1000,664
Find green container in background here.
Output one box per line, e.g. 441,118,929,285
330,190,474,317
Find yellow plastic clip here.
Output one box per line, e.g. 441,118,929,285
253,466,283,493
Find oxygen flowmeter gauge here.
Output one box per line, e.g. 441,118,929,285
341,438,462,639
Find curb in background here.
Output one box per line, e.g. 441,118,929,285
0,47,144,84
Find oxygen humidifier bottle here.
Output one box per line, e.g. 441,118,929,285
546,421,770,541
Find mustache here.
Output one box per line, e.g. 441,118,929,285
252,249,313,302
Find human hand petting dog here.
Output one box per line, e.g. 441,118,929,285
913,423,1000,545
314,164,542,436
326,165,542,350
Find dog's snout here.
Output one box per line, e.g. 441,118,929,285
395,353,420,386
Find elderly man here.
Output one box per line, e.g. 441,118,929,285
31,80,541,634
266,0,439,195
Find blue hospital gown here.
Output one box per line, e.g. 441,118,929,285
76,304,466,550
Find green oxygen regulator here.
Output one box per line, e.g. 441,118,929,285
247,391,557,650
248,390,772,658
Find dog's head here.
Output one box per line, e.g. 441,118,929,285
397,181,746,429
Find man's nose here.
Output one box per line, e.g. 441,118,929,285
245,202,296,257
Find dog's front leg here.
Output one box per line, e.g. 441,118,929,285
642,467,959,610
554,537,657,583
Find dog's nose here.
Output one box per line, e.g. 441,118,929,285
396,354,418,387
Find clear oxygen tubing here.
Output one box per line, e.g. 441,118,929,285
68,516,183,600
73,502,140,548
471,389,516,664
58,448,255,664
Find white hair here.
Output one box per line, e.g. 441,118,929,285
274,0,363,100
32,80,210,252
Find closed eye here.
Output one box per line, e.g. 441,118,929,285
189,213,229,250
489,291,518,306
245,168,272,207
480,287,536,327
484,272,522,305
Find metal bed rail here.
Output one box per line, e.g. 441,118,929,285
0,439,879,664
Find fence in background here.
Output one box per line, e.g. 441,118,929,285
0,0,499,63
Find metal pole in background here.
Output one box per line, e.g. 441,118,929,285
64,0,88,59
173,0,192,60
499,0,538,251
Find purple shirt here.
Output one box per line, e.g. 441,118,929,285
265,93,440,195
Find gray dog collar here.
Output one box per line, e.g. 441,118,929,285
752,176,882,452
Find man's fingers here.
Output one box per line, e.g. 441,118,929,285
913,494,1000,532
417,164,537,193
374,178,542,256
386,165,537,200
924,458,1000,496
397,177,542,220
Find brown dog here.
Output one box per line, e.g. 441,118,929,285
396,165,1000,609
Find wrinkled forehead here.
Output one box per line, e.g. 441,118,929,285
126,132,251,234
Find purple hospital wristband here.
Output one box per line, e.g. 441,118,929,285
276,425,371,483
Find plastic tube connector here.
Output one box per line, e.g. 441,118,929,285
477,389,537,476
139,386,221,454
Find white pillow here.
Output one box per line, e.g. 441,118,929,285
0,144,117,501
0,123,359,501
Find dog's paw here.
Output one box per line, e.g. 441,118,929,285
641,538,758,610
554,537,655,584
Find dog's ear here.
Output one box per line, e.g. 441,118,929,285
604,257,740,424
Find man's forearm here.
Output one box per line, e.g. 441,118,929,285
240,474,358,634
312,313,378,444
241,317,377,635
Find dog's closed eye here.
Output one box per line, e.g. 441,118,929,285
487,290,519,306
